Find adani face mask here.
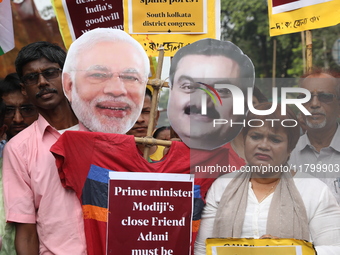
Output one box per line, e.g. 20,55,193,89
167,39,255,150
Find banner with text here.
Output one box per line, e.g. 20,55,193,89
107,172,194,255
52,0,124,49
267,0,340,36
124,0,220,56
206,238,316,255
128,0,206,34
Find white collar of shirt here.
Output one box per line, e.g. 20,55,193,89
58,124,79,134
297,124,340,153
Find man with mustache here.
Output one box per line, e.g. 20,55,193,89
289,69,340,204
167,39,255,150
0,73,38,142
2,42,86,254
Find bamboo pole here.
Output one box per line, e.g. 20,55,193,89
306,30,313,73
301,31,306,74
143,46,165,160
135,137,172,147
272,39,277,87
147,81,169,87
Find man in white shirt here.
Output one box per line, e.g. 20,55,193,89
289,69,340,204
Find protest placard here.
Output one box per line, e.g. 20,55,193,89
123,0,220,56
126,0,206,34
52,0,124,48
206,238,316,255
268,0,340,36
107,172,194,255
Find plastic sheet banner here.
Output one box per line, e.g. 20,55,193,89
123,0,220,57
206,238,316,255
268,0,340,37
51,0,124,49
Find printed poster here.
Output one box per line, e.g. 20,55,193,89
271,0,332,14
52,0,220,55
123,0,220,57
107,172,194,254
127,0,207,34
206,238,316,255
51,0,124,49
267,0,340,36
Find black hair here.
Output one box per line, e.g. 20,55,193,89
169,39,254,89
242,102,300,152
0,97,6,127
0,73,22,97
145,87,152,99
153,126,170,139
15,41,66,79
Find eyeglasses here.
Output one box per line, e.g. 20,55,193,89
297,92,338,103
22,68,62,86
76,70,145,85
5,105,37,119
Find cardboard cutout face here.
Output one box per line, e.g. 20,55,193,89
167,39,255,150
62,28,149,134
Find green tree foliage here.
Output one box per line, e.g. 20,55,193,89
221,0,340,78
158,88,169,111
311,26,340,71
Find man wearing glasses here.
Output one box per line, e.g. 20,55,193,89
0,73,38,141
2,42,86,254
289,69,340,204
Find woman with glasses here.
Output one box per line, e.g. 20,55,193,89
195,102,340,255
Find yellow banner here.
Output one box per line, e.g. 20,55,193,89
130,0,206,34
52,0,72,49
216,246,298,255
268,0,340,36
206,238,316,255
124,0,220,57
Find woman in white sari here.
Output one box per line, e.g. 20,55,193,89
195,103,340,255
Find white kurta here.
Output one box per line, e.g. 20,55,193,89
195,171,340,255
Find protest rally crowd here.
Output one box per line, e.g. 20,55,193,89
0,27,339,255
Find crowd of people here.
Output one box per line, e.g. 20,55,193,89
0,28,339,255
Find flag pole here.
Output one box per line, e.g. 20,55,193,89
272,38,277,87
306,30,313,73
143,46,165,160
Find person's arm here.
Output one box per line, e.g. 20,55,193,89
309,185,340,255
194,181,219,255
3,142,39,254
15,223,39,255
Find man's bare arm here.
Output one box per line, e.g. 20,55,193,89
15,223,39,255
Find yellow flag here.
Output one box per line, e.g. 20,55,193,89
268,0,340,36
